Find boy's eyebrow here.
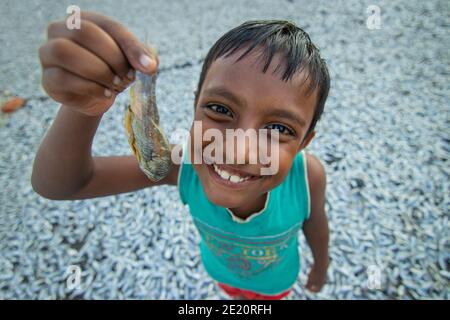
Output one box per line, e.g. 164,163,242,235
203,86,248,109
266,109,306,128
203,86,306,128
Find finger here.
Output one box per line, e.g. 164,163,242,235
40,38,118,90
42,67,116,116
42,67,113,100
309,285,320,292
306,276,318,292
81,11,159,74
47,20,131,86
307,280,321,292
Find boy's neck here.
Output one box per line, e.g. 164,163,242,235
228,192,268,220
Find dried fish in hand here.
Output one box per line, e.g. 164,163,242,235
124,50,171,181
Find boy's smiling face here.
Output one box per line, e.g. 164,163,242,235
189,47,318,215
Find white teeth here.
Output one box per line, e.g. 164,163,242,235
229,175,241,183
213,164,251,183
219,170,230,180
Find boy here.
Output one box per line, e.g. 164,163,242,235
32,11,330,299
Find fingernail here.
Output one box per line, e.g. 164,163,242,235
127,69,135,80
139,54,153,70
104,89,112,98
113,75,121,86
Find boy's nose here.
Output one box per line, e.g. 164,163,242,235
223,130,260,165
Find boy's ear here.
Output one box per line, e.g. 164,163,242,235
298,130,316,151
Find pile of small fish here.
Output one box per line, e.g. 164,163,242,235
0,0,448,300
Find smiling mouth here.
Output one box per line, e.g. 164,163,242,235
205,162,262,188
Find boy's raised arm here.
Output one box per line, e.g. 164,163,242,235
31,11,178,200
31,105,179,200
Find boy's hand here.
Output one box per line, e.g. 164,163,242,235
305,264,328,293
39,11,159,116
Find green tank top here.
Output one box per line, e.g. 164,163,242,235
177,141,311,295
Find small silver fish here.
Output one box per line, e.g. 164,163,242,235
124,48,171,181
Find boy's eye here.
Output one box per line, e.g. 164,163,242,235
265,123,295,136
206,104,233,117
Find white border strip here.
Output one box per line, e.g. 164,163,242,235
302,150,311,219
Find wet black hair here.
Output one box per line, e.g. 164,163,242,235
194,20,330,142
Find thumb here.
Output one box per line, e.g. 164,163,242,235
121,41,159,75
81,11,158,74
